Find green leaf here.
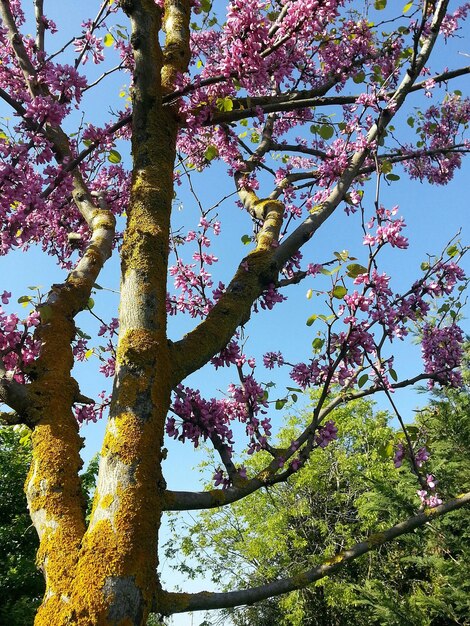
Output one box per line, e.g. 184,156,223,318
200,0,211,12
447,244,458,258
353,70,366,84
374,0,387,9
321,265,341,276
76,328,92,340
389,368,398,382
306,314,318,327
381,160,392,174
385,173,400,181
403,1,413,13
241,234,252,245
17,295,32,304
85,349,94,360
332,285,347,299
379,441,395,458
334,250,349,261
108,149,122,164
346,263,368,278
204,145,219,161
93,283,103,290
306,288,313,300
104,33,115,47
358,374,369,388
275,398,287,410
312,338,325,352
291,393,298,403
87,298,95,309
216,96,234,112
319,124,334,140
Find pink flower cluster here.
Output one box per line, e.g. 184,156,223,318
74,391,110,425
0,292,40,383
418,474,442,509
315,420,338,448
421,323,464,388
168,217,221,318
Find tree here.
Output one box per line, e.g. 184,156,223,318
0,427,43,625
173,388,469,625
0,0,469,624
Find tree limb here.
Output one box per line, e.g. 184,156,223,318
205,65,470,126
0,356,31,419
162,372,444,512
158,491,470,613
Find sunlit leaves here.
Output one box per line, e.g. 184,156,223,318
107,149,122,164
204,144,219,161
346,264,367,278
332,285,347,299
216,96,234,112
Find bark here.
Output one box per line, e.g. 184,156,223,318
41,1,192,624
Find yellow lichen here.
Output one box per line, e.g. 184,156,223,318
367,532,386,547
100,494,114,509
323,553,345,567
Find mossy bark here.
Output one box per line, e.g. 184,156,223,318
32,2,191,623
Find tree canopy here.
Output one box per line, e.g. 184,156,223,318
0,1,469,624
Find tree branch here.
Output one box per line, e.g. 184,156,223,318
203,65,470,126
273,0,451,269
0,410,22,425
34,0,45,52
162,371,444,512
0,357,31,419
158,492,470,613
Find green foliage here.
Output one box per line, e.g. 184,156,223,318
170,389,470,625
81,454,100,520
0,435,102,623
0,427,43,625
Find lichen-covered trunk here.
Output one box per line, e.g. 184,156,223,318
31,112,177,625
61,112,177,626
27,2,191,622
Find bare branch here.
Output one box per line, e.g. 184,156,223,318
203,65,470,126
158,492,470,613
34,0,45,52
